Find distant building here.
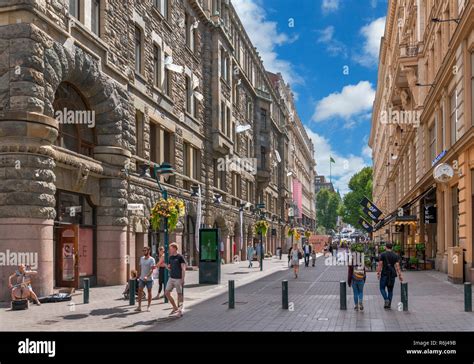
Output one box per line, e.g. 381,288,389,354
315,175,335,195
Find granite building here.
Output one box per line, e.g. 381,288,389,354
0,0,315,300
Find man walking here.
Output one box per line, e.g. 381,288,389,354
136,246,155,312
377,242,403,309
165,243,187,317
303,242,311,267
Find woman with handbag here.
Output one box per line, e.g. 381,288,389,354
290,243,301,279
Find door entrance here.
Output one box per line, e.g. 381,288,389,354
57,225,79,288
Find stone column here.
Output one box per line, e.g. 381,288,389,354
0,112,58,301
95,147,131,286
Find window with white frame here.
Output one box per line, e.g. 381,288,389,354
154,0,169,19
91,0,100,36
69,0,80,20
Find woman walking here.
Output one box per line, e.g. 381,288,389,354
348,258,367,311
154,247,166,300
290,243,301,279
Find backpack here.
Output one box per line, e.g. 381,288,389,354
382,253,397,288
297,251,302,259
353,265,365,280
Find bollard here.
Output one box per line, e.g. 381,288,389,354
83,278,90,304
465,282,472,312
340,281,347,310
129,279,136,306
228,280,235,309
282,280,289,310
401,282,408,311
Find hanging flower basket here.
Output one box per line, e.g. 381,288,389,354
287,228,296,237
415,243,425,251
254,220,269,236
294,231,301,240
150,197,185,233
304,231,311,238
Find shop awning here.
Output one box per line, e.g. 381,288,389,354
393,215,417,226
373,186,435,232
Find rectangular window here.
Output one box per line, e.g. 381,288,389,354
69,0,80,19
155,0,169,19
221,49,229,82
91,0,100,36
135,110,144,158
164,53,171,96
226,107,231,138
185,76,192,114
150,122,157,163
450,89,457,146
134,26,142,74
153,45,161,88
429,123,436,161
452,186,459,247
220,102,226,134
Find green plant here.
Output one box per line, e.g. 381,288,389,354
409,256,419,265
364,257,372,267
352,243,364,253
393,244,402,252
254,220,269,236
378,245,386,253
150,198,185,232
416,243,425,251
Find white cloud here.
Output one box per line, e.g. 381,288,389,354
317,26,347,57
362,145,372,159
312,81,376,122
232,0,302,84
353,17,386,67
306,128,369,195
321,0,340,14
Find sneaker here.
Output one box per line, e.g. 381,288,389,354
135,307,142,312
354,305,359,311
359,303,364,311
384,300,390,309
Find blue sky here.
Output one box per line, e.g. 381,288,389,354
232,0,388,194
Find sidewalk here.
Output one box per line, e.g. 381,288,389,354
0,256,291,331
146,255,474,332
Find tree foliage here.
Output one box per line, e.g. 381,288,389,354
316,188,341,232
340,167,373,228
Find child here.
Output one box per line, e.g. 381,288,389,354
123,270,140,300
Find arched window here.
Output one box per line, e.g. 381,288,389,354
53,82,96,157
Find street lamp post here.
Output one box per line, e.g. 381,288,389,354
152,163,175,304
255,203,265,271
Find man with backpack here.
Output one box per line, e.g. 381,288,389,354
377,242,403,309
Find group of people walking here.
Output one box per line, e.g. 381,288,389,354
347,242,403,311
288,242,317,278
130,244,187,318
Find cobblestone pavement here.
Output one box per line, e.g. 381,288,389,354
147,255,474,332
0,256,291,331
1,254,473,331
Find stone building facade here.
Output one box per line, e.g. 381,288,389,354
370,0,473,283
0,0,315,300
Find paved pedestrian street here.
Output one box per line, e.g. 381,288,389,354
1,255,473,332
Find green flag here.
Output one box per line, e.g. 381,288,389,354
330,156,335,163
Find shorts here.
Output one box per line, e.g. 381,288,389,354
165,278,183,294
138,279,153,290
